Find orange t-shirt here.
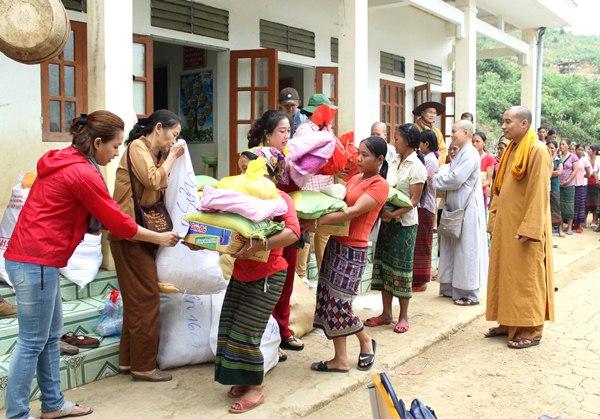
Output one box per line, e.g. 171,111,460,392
335,174,389,248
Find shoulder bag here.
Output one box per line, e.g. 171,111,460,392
127,147,173,233
437,183,476,240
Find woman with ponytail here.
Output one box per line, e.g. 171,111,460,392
109,109,185,382
4,111,180,419
303,136,389,373
366,123,427,334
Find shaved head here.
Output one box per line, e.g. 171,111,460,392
456,119,474,138
509,106,532,126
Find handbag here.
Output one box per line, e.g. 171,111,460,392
126,147,173,233
438,183,476,240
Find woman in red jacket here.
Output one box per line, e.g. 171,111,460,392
4,111,179,419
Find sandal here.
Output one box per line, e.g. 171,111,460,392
61,332,100,349
227,385,249,399
310,361,349,373
483,327,508,338
507,337,541,349
393,323,410,333
454,297,479,306
357,339,377,371
412,285,427,292
40,401,93,418
364,317,392,327
229,394,265,414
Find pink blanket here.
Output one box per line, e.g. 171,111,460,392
287,130,336,188
199,186,288,222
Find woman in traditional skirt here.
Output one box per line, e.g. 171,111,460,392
304,137,389,373
573,144,591,232
546,140,564,236
412,130,439,291
187,148,300,414
365,124,427,334
586,145,599,227
559,139,579,235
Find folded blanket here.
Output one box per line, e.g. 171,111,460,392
289,190,348,219
199,186,288,222
287,130,336,188
387,187,413,208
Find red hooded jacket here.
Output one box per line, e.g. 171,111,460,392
5,146,138,268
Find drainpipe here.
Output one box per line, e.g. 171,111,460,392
535,27,546,129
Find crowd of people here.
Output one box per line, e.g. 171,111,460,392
2,85,598,417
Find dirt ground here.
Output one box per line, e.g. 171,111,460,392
307,235,600,419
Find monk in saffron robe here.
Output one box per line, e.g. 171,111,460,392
485,106,555,349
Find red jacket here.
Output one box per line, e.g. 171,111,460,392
5,146,138,268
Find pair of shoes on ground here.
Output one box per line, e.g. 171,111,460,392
40,400,93,418
280,335,304,351
0,300,17,317
310,339,377,373
61,332,100,349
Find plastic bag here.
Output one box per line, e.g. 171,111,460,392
215,157,280,200
387,186,413,208
94,290,123,337
59,233,102,289
338,132,359,181
317,138,348,176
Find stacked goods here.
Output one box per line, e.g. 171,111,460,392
0,174,36,286
195,175,218,199
289,190,350,236
183,158,287,262
386,187,413,209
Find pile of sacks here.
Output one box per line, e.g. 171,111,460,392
156,145,280,372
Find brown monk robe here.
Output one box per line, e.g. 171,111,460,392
486,106,554,349
413,101,448,167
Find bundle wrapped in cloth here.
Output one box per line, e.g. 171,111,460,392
199,185,288,222
289,190,350,236
386,187,413,208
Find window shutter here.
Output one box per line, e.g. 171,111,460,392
260,20,315,58
380,52,405,78
151,0,229,41
414,60,442,86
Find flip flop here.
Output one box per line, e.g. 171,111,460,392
393,323,410,333
483,327,508,338
228,394,265,414
40,401,93,419
357,339,377,371
364,317,392,327
507,337,541,349
310,361,349,373
454,297,479,306
227,385,249,399
412,286,428,292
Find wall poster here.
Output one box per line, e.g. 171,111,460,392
179,70,214,143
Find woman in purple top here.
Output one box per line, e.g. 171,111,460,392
559,139,580,235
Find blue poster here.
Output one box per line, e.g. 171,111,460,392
179,70,213,143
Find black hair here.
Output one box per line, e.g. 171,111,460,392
575,144,585,151
546,140,558,149
460,112,474,122
561,138,572,146
547,129,557,137
538,126,547,132
126,109,181,145
240,150,277,177
420,129,438,152
361,136,389,179
70,111,125,159
397,123,427,193
473,131,488,142
590,145,600,155
247,110,288,148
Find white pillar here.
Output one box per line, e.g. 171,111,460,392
87,0,133,269
455,0,477,119
338,0,369,141
520,29,538,124
216,50,230,178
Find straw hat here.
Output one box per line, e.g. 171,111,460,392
0,0,70,64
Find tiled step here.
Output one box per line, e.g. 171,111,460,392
0,269,119,304
0,296,108,356
0,335,120,410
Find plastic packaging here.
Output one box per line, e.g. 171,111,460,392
94,290,123,337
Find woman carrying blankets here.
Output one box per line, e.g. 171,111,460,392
304,136,389,373
558,139,579,235
366,124,427,333
412,130,439,292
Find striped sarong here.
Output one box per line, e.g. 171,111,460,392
313,238,367,339
574,185,587,225
550,190,561,227
586,180,598,214
412,208,435,288
372,220,417,299
214,270,285,386
560,185,575,220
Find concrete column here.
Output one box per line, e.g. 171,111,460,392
87,0,134,269
455,0,477,120
216,50,230,178
520,28,538,124
337,0,369,141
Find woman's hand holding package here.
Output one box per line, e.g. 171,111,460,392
380,209,395,222
156,231,180,247
299,218,318,233
233,238,265,259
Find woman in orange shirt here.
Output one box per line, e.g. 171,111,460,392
304,136,389,373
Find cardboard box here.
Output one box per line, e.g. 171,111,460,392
317,220,350,237
183,221,269,263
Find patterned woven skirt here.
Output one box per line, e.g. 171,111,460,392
586,181,598,214
372,220,417,299
214,270,285,386
313,238,368,339
550,190,561,227
412,208,435,287
560,185,575,220
574,185,587,225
